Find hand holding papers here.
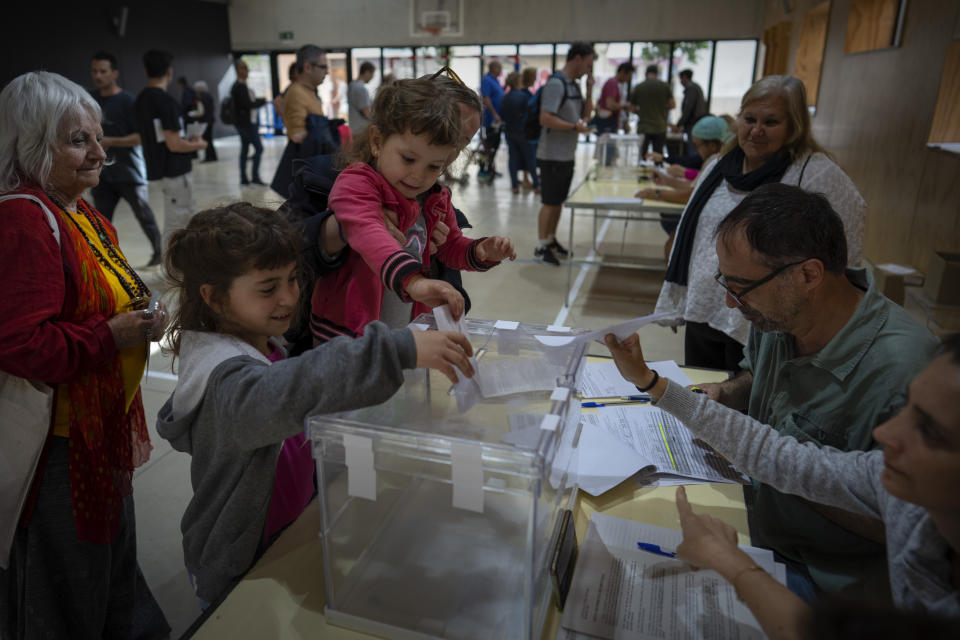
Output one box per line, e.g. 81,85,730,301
579,360,692,399
185,121,207,139
535,313,670,347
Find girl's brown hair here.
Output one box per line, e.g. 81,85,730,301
341,76,463,168
163,202,302,360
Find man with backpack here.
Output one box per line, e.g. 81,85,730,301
533,42,595,266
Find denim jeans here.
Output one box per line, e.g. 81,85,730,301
505,134,539,188
237,122,263,182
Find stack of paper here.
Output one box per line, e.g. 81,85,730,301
578,360,693,399
575,405,747,496
560,514,786,640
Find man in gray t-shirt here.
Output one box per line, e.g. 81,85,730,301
348,62,375,135
534,42,595,266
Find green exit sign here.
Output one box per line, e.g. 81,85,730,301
279,31,294,41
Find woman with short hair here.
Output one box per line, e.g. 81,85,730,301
655,75,866,370
0,71,170,639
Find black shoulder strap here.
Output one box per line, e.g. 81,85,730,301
797,154,813,186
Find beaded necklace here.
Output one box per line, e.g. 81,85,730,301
48,195,151,306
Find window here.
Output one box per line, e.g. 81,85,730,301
352,47,383,94
448,45,482,91
383,47,415,81
710,40,758,117
518,44,554,91
670,42,713,125
318,52,348,120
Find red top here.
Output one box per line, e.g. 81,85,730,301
0,182,151,543
310,163,496,341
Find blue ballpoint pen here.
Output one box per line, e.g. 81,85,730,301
636,542,676,558
581,397,651,408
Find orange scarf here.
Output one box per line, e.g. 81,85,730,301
57,199,152,544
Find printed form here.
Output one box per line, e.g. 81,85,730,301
559,514,786,640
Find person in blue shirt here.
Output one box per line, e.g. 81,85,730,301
479,60,504,182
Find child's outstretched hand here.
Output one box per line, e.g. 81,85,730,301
476,236,517,263
412,330,475,383
405,275,465,319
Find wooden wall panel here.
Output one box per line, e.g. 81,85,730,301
763,21,793,75
794,2,831,104
774,0,960,269
929,42,960,143
910,150,960,268
845,0,900,53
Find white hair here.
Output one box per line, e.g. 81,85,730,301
193,80,208,93
0,71,102,193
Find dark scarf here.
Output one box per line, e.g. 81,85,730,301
664,146,793,285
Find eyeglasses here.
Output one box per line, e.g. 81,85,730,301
430,65,465,87
714,259,807,306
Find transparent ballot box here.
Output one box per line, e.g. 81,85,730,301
594,133,652,181
307,315,587,640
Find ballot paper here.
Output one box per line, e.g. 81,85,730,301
578,360,693,399
474,358,565,398
560,514,786,640
535,313,670,347
595,406,748,485
185,121,207,139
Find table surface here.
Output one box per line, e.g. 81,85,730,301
190,369,742,640
565,178,686,212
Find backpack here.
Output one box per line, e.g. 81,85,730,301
219,96,235,125
523,72,574,141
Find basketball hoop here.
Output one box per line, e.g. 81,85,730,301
421,25,443,38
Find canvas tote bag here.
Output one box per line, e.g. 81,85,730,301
0,194,60,568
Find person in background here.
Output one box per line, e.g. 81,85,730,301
134,50,207,247
520,67,540,192
178,76,196,117
191,80,217,162
636,115,729,260
231,59,267,185
271,44,328,196
676,68,709,155
638,115,729,203
272,61,299,130
655,75,866,371
499,71,539,194
89,50,163,267
629,64,675,156
348,61,375,136
0,70,170,640
594,62,636,135
478,60,504,182
534,42,595,266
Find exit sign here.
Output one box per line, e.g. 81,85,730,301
279,31,294,41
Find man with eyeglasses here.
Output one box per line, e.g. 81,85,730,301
702,183,935,604
272,44,329,196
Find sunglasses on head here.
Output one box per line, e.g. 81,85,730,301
430,65,465,86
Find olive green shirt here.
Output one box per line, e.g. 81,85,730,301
628,77,672,134
741,267,937,596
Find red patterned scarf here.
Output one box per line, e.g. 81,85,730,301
57,200,152,544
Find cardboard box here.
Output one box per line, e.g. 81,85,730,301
923,252,960,305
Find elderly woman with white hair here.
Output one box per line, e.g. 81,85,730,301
0,71,170,638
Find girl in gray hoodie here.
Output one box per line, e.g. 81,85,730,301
156,203,475,605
